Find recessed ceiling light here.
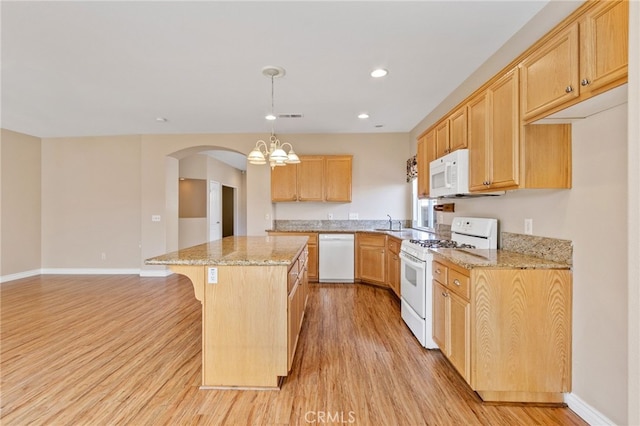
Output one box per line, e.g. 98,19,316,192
155,117,168,122
370,68,388,78
265,114,276,121
358,113,369,119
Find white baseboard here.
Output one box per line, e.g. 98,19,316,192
40,268,141,275
1,268,174,283
139,269,173,277
565,393,615,425
0,269,41,284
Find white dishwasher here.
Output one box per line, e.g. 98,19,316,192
319,234,355,283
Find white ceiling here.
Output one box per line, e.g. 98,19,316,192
1,1,551,140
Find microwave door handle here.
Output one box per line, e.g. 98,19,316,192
444,162,452,188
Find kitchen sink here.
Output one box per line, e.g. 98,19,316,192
373,228,404,232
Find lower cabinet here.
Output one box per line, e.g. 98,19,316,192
356,233,386,286
386,237,401,297
432,256,572,403
269,232,318,282
287,245,309,371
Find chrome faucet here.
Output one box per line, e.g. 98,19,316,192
387,214,393,230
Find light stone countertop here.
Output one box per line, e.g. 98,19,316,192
267,228,443,241
145,236,309,266
430,248,571,270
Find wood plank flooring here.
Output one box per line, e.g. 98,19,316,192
1,274,587,425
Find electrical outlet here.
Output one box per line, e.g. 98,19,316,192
208,267,218,284
327,213,334,220
524,218,533,235
349,213,359,220
101,252,106,261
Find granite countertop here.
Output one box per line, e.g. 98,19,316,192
430,248,571,270
145,236,309,266
267,228,444,241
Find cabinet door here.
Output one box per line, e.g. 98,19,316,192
417,130,436,199
449,106,467,153
324,156,352,202
307,243,318,282
357,234,386,285
520,22,579,121
580,0,628,93
448,291,470,382
386,251,400,297
467,92,489,191
433,281,447,351
297,156,324,201
488,68,520,190
271,164,298,201
435,120,450,158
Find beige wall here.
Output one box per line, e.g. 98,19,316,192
40,135,142,270
0,129,42,278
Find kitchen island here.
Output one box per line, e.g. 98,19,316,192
146,236,309,389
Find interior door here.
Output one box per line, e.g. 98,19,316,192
209,180,221,241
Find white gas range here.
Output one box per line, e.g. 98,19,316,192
400,217,498,349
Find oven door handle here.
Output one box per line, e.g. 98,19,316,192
400,251,426,267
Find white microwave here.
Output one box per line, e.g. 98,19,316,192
429,149,470,197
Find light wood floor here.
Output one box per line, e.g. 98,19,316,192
1,274,587,425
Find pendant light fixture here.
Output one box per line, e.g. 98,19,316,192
247,66,300,169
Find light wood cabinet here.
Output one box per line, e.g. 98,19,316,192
386,237,401,297
417,130,436,199
468,68,520,191
271,164,298,202
297,156,325,201
287,246,308,370
435,120,450,159
520,23,580,122
271,155,352,203
356,233,386,286
432,256,572,403
520,0,628,122
579,0,628,95
268,232,318,282
448,106,468,153
432,260,471,382
468,67,572,192
324,156,352,202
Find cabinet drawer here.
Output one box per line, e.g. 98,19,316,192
448,268,470,300
358,233,385,247
288,259,300,293
432,260,448,285
387,237,400,255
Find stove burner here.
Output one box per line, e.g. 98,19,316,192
408,239,476,249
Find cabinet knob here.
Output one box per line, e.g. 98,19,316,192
581,78,590,86
442,292,448,297
565,85,574,93
435,269,441,274
453,279,461,286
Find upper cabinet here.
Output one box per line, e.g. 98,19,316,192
324,156,353,202
520,23,580,122
468,68,520,192
579,0,629,94
271,155,352,203
520,0,628,123
417,129,436,199
434,106,467,159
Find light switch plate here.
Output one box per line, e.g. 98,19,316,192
151,215,161,222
